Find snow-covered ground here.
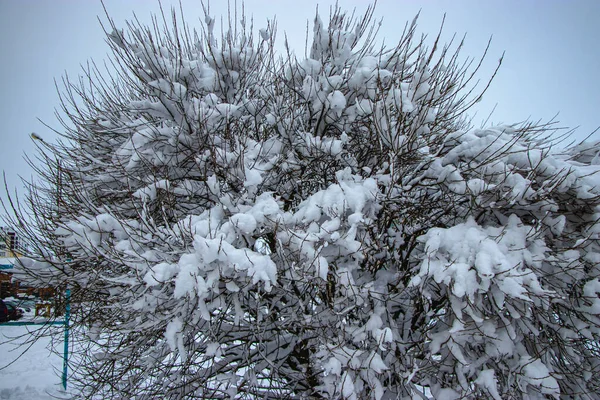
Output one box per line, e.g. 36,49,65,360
0,322,69,400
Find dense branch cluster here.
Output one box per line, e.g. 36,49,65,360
7,4,600,399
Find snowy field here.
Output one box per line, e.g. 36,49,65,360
0,323,69,400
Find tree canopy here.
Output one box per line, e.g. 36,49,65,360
8,3,600,399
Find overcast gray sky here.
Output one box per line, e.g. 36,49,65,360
1,0,599,207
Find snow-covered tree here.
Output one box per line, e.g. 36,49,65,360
8,4,600,399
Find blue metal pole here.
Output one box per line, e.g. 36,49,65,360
62,288,70,391
1,321,64,326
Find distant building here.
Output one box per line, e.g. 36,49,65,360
0,228,23,298
0,227,23,258
0,228,54,299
